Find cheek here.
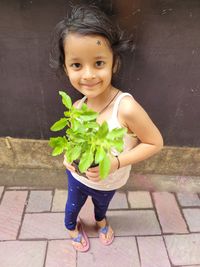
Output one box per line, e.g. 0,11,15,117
100,68,112,81
67,71,79,84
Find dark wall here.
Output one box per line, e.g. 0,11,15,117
0,0,200,146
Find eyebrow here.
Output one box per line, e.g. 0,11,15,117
95,56,107,60
67,57,80,61
66,55,108,62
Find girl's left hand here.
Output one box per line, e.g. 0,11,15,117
85,156,119,182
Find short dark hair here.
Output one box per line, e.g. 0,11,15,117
50,4,134,75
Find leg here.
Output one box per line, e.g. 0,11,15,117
65,170,89,251
65,171,88,230
91,189,116,245
91,190,115,222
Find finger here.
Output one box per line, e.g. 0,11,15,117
63,158,70,166
63,159,76,172
87,176,101,182
65,166,76,172
85,172,101,182
88,166,99,172
85,170,99,178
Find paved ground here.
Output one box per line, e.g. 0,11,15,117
0,185,200,267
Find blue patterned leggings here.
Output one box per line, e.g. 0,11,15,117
65,170,116,230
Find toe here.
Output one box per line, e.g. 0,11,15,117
72,237,86,249
81,238,87,246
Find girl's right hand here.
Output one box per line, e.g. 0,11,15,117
63,155,76,172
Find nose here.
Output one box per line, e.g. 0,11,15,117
82,66,95,80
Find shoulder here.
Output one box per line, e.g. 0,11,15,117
118,94,141,118
118,94,150,129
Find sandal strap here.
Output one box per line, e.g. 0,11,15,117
72,233,82,243
99,226,109,235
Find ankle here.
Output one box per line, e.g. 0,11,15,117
68,227,79,238
96,218,106,228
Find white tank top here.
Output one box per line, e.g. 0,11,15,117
71,92,138,191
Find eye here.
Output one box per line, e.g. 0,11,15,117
70,63,81,70
95,61,105,68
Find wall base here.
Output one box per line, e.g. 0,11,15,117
0,137,200,191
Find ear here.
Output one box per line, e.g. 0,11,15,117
63,64,68,76
112,57,120,74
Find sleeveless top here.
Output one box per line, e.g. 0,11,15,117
71,92,138,191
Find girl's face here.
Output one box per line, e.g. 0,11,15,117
63,33,114,98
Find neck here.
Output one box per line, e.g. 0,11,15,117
85,86,120,115
86,86,118,107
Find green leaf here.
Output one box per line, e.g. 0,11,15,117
65,151,71,163
111,140,124,152
49,136,68,156
64,111,70,117
52,146,64,156
84,122,99,130
79,111,98,121
78,150,94,173
49,137,64,148
70,146,82,161
99,154,110,179
98,121,109,138
107,128,126,140
64,143,74,163
71,118,81,131
81,103,87,111
95,146,106,164
59,91,72,109
50,118,68,131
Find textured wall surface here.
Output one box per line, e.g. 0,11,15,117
0,137,200,190
1,137,200,176
0,0,200,146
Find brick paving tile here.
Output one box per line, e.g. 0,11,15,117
0,186,4,199
0,191,28,240
153,192,188,233
19,213,68,240
1,186,200,266
183,208,200,232
45,240,76,267
0,240,46,267
52,190,68,212
107,210,161,236
77,237,140,267
177,192,200,207
108,191,128,209
128,191,153,209
26,190,53,212
79,198,160,237
164,233,200,266
137,236,171,267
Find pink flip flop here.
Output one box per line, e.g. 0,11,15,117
71,220,90,252
99,225,114,246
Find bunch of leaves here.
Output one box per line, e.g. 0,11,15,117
49,91,126,179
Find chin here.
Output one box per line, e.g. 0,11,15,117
79,88,101,97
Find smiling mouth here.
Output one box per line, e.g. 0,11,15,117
81,82,101,87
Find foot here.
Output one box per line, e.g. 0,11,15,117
68,222,89,252
97,218,114,245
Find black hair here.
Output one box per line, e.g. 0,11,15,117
50,4,134,75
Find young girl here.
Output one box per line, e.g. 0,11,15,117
51,5,163,252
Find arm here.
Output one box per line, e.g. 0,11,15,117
86,96,163,181
116,95,163,167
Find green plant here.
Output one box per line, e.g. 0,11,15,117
49,91,126,179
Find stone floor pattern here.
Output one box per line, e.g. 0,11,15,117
0,186,200,267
